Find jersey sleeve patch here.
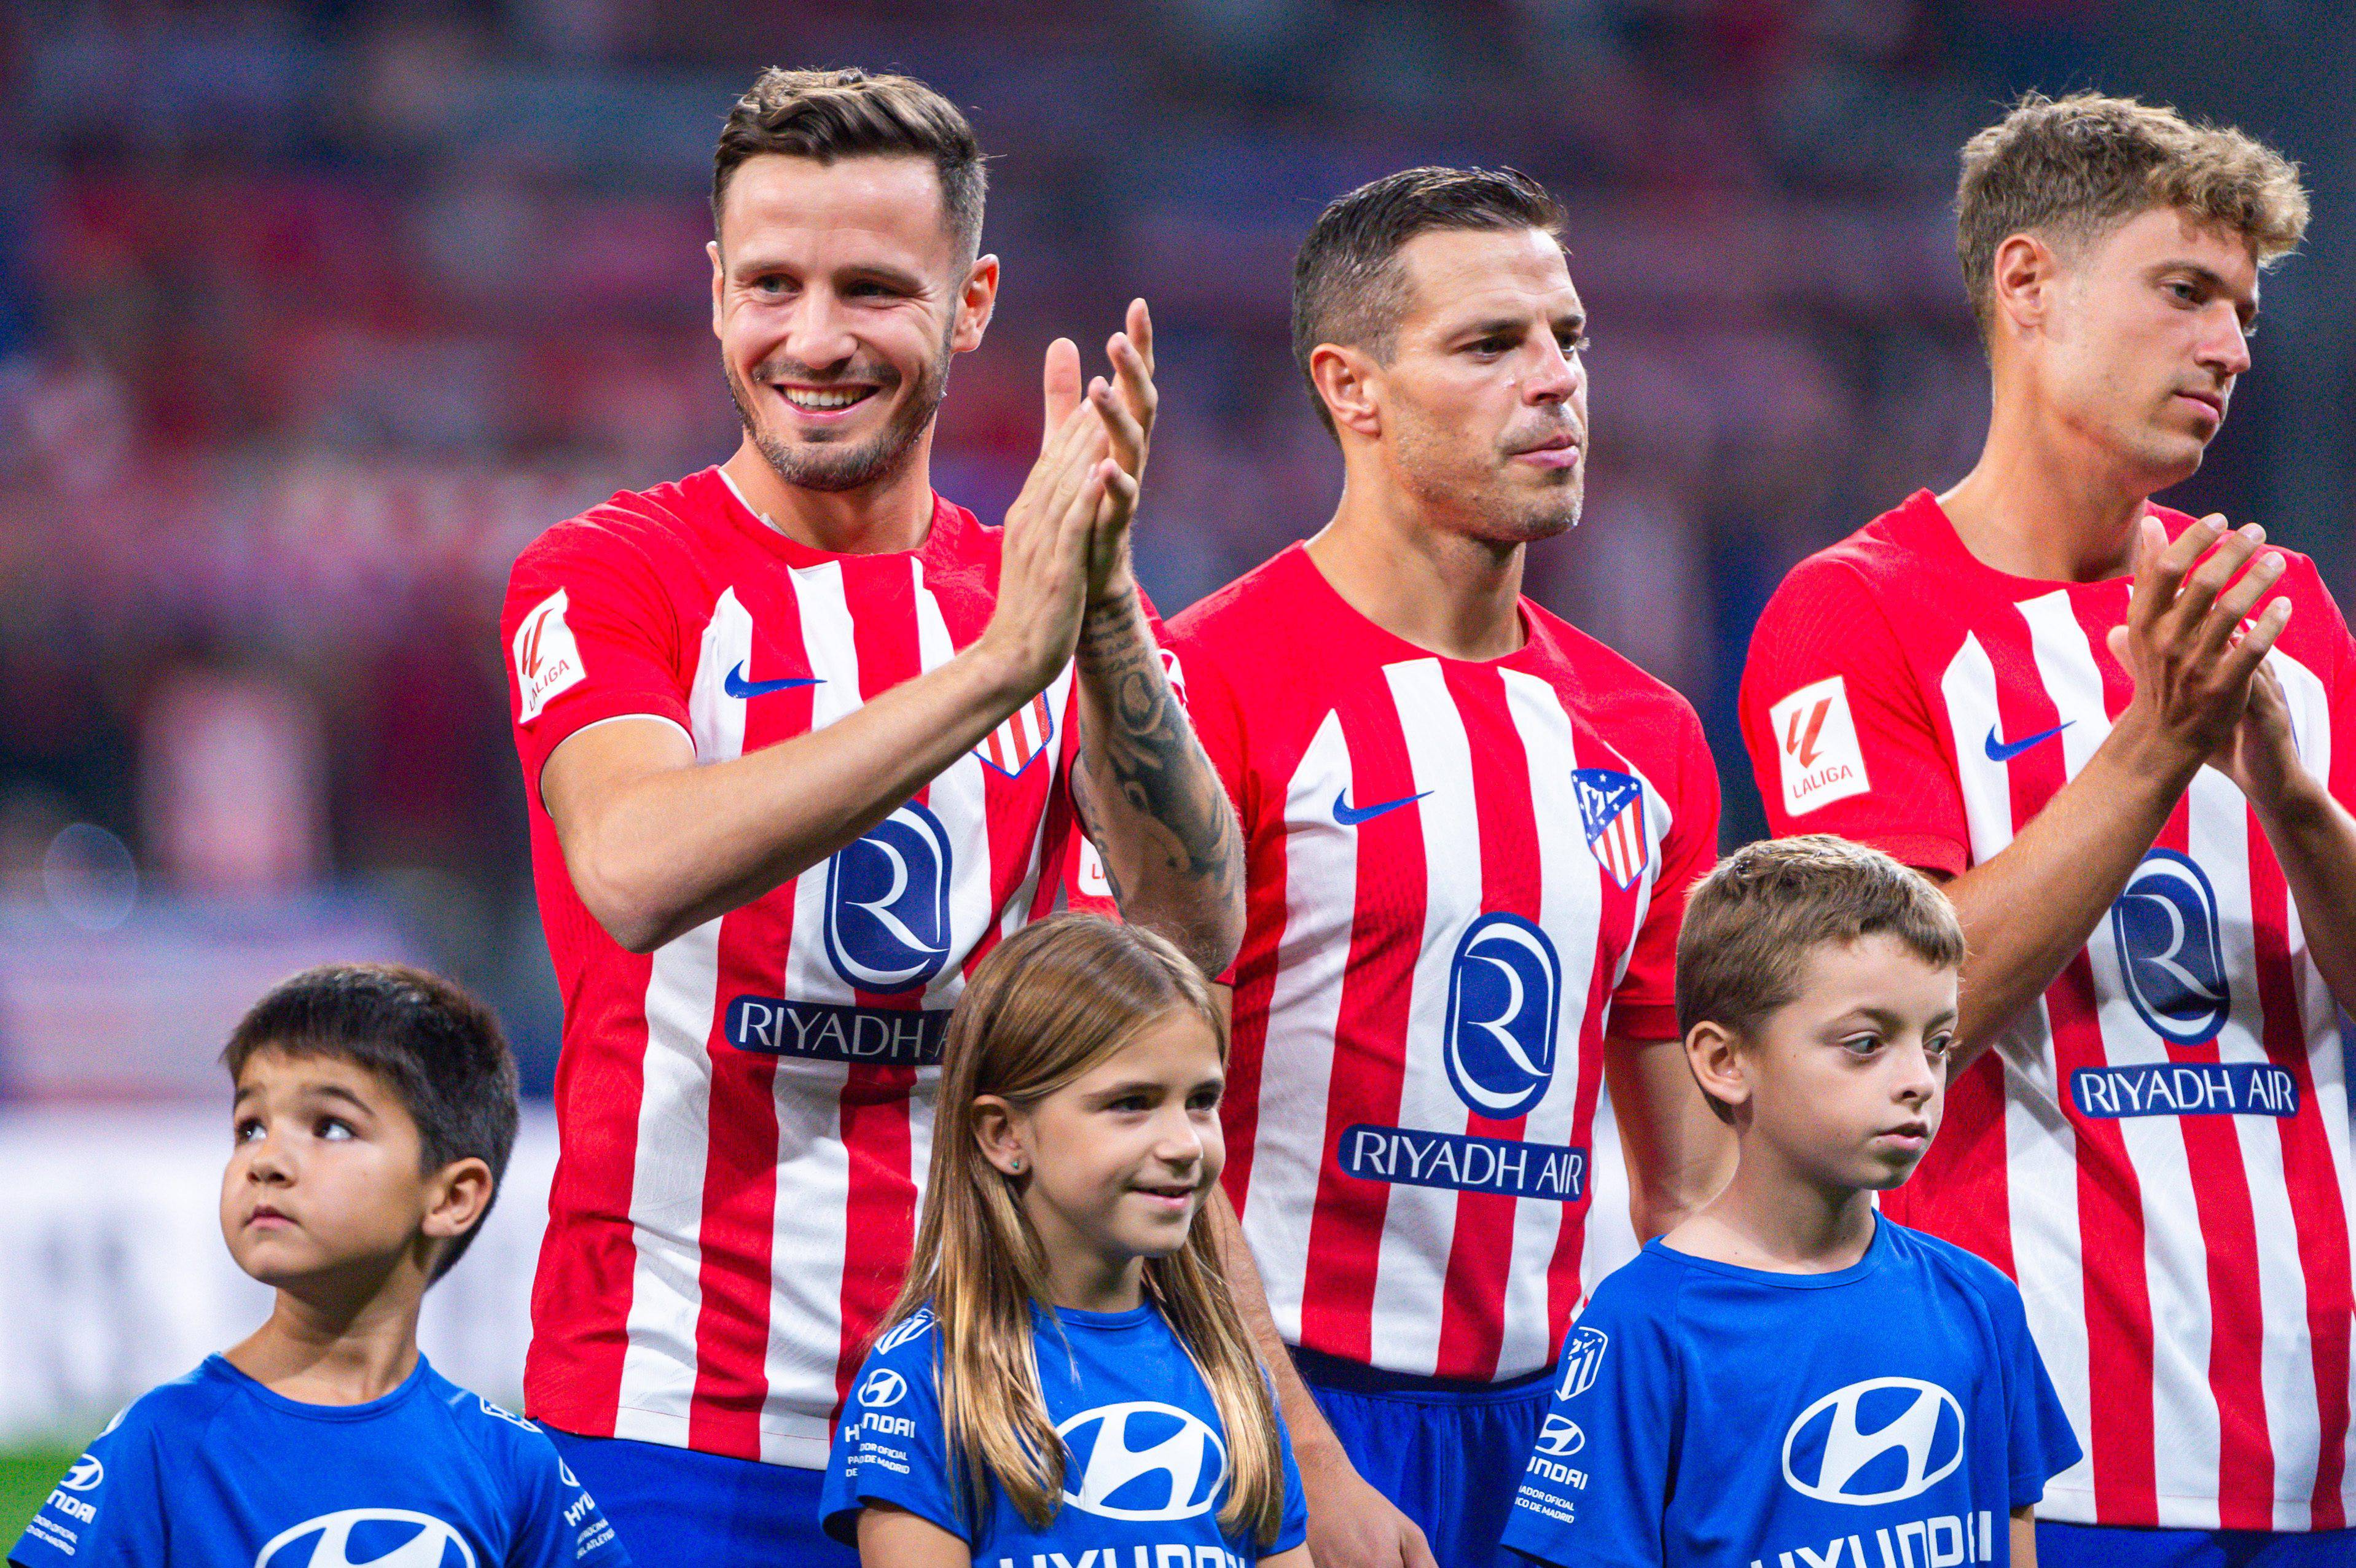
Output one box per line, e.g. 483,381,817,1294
1769,674,1871,817
515,588,589,724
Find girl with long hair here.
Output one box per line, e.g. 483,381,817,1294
820,914,1310,1566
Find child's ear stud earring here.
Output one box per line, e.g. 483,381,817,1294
1010,1156,1023,1173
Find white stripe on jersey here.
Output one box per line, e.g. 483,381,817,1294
912,559,989,1016
1497,669,1605,1376
1368,658,1483,1375
760,1083,849,1465
614,590,754,1442
2020,589,2225,1523
1942,628,2097,1504
1240,709,1356,1348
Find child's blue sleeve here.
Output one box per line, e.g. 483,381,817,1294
1999,1285,2083,1508
507,1432,632,1568
1498,1277,1678,1568
1266,1376,1309,1560
821,1311,970,1549
9,1406,166,1568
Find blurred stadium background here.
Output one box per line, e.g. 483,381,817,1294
3,0,2352,1529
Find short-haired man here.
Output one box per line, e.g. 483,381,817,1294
1741,93,2356,1566
1166,168,1730,1568
500,69,1241,1564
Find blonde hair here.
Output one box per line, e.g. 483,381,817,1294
878,914,1288,1543
1956,90,2309,341
1677,837,1965,1125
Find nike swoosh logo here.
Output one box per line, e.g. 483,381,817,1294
1984,721,2071,763
1334,788,1430,826
723,661,821,700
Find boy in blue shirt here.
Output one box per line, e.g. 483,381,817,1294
1505,836,2081,1568
10,964,630,1568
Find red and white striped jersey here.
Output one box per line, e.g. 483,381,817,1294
501,467,1101,1469
1740,489,2356,1531
1165,544,1720,1384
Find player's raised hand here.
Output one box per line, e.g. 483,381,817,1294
2105,513,2292,771
979,340,1118,694
1081,298,1158,604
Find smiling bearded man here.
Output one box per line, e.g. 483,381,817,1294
497,67,1242,1567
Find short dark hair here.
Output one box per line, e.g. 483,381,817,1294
224,962,520,1279
1677,837,1966,1125
713,67,987,263
1956,91,2307,343
1291,166,1565,437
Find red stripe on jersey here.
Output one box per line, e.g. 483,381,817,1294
1218,765,1293,1214
525,940,655,1434
832,557,925,1406
1989,617,2161,1522
2249,825,2354,1528
1433,666,1543,1381
684,628,816,1459
1296,695,1426,1363
2145,807,2276,1526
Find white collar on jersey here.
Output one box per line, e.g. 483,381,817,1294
718,467,777,529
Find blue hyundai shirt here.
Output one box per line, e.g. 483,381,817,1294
1503,1217,2080,1567
10,1354,630,1568
824,1300,1308,1564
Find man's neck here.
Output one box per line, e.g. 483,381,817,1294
1938,397,2157,583
720,434,939,556
1664,1141,1877,1274
224,1271,428,1405
1304,469,1527,663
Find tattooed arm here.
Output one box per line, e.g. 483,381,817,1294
1071,590,1245,975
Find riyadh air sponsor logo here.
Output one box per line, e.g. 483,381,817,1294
1769,675,1869,816
1443,913,1562,1118
2110,849,2231,1046
254,1509,476,1568
1534,1415,1586,1457
60,1454,103,1491
1782,1378,1964,1506
859,1368,909,1409
1557,1326,1609,1400
823,802,953,993
1056,1402,1227,1521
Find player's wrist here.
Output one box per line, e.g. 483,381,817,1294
958,632,1052,716
2100,701,2207,793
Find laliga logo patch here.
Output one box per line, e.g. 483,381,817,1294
254,1508,476,1568
1769,675,1869,816
1556,1326,1609,1400
1782,1378,1964,1507
858,1368,909,1409
61,1454,103,1491
1534,1414,1586,1457
2110,849,2231,1047
1573,768,1650,891
1443,913,1562,1119
1057,1402,1227,1521
824,803,953,993
512,590,585,725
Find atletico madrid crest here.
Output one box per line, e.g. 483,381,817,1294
1573,768,1650,891
977,690,1055,778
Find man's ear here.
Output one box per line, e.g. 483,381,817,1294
1989,231,2062,342
421,1157,496,1244
1685,1021,1748,1122
1309,343,1384,440
953,254,1001,355
708,240,726,341
971,1094,1027,1177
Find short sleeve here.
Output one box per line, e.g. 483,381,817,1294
1607,698,1720,1042
502,521,692,800
1266,1376,1310,1559
1997,1283,2083,1508
1500,1276,1678,1568
821,1313,968,1548
509,1431,632,1568
10,1408,165,1568
1739,556,1969,877
2296,557,2356,811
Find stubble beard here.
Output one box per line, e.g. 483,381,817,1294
725,325,955,495
1395,415,1584,546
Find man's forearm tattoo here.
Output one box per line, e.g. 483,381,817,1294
1071,597,1241,904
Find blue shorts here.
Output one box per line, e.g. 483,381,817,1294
2038,1521,2356,1568
1293,1344,1552,1568
544,1426,857,1566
